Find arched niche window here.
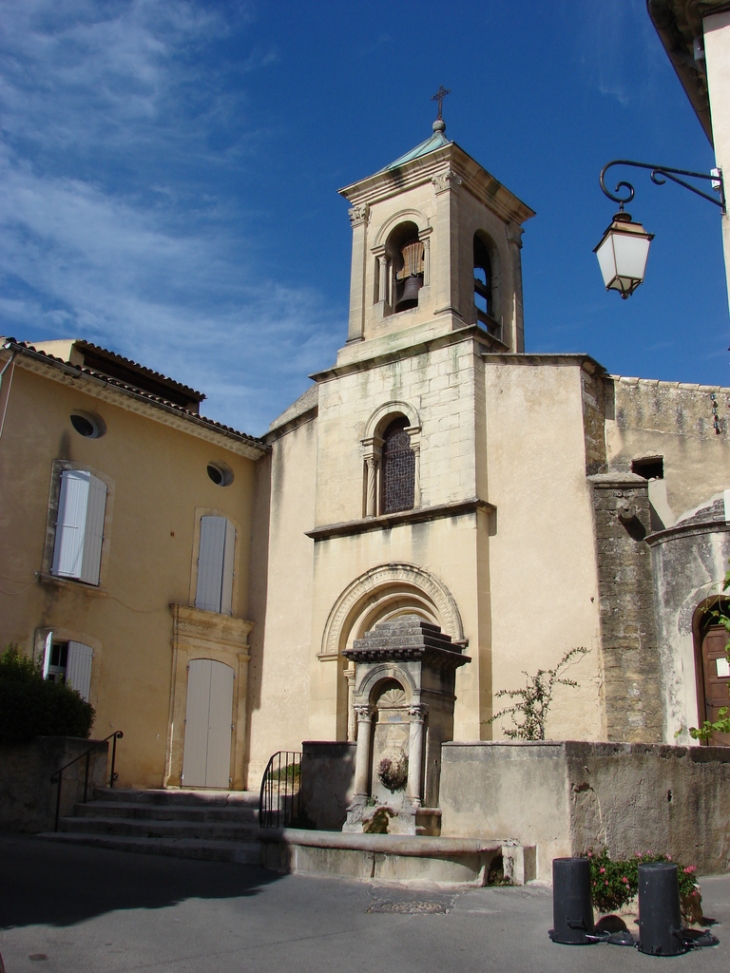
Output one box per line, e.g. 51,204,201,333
387,222,424,314
474,233,500,339
381,416,415,513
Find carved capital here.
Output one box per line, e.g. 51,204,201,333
432,170,462,194
354,703,375,722
408,703,428,722
507,222,524,248
348,203,370,226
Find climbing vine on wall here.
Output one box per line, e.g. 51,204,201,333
487,646,590,741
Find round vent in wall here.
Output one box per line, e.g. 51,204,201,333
207,462,233,486
70,411,105,438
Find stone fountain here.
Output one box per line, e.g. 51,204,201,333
341,614,469,835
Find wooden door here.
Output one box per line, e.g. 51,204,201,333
182,659,235,787
699,624,730,746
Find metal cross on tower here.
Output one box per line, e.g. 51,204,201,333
431,85,451,120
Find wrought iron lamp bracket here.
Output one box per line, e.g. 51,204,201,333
599,159,725,214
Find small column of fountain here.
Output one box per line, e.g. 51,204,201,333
342,614,469,836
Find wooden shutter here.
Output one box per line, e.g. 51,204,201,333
42,631,53,679
182,659,212,786
206,661,235,786
195,516,227,612
51,470,106,584
80,474,107,585
220,519,236,616
66,641,93,701
52,471,89,578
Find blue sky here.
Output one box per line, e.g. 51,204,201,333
1,0,728,435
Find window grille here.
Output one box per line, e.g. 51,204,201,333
382,417,415,513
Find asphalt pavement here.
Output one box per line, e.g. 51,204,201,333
1,832,728,973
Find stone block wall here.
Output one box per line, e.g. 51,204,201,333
0,736,109,832
301,741,356,830
439,741,730,882
589,473,662,742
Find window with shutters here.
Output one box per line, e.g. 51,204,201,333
41,633,93,701
51,469,108,586
195,515,236,615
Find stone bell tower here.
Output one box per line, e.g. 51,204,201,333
304,110,537,750
337,114,535,365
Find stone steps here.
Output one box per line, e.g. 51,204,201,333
37,786,534,887
60,816,261,841
38,786,265,865
73,800,259,824
41,831,262,864
93,787,259,807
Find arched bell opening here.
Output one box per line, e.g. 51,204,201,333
473,231,501,339
386,221,424,313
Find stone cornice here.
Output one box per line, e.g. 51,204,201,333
306,497,494,541
170,603,254,652
339,142,535,227
588,472,649,488
482,352,608,376
311,325,502,384
646,519,730,547
7,346,267,460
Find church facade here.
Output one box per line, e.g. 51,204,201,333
1,118,729,793
245,121,730,786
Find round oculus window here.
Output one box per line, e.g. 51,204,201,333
70,412,104,438
207,462,233,486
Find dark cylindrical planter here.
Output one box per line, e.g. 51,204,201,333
638,862,688,956
549,857,596,945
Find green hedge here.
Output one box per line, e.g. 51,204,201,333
0,646,95,744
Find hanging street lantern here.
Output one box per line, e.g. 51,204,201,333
596,159,724,299
594,209,653,299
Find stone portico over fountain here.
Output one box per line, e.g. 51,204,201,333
341,615,469,835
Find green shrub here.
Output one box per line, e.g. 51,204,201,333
587,848,699,915
0,646,95,744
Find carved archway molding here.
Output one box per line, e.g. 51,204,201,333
319,562,464,661
373,208,431,249
363,400,421,441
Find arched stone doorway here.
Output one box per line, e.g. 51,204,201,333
693,600,730,746
319,563,464,740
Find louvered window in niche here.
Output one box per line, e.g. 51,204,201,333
382,417,415,513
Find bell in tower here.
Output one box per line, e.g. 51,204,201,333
337,99,534,365
394,238,425,312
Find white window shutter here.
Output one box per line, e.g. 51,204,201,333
52,470,90,578
42,631,53,679
80,474,107,585
66,641,93,701
196,516,227,612
51,470,106,585
220,520,236,616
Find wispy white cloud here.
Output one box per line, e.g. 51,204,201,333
567,0,663,108
0,0,336,435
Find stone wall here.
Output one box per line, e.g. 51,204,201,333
589,473,662,741
0,736,109,832
300,741,356,830
439,741,730,882
647,496,730,742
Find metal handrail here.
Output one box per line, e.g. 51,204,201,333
259,750,303,828
51,730,123,831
